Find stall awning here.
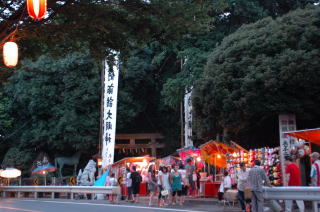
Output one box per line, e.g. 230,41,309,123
284,128,320,146
199,141,241,168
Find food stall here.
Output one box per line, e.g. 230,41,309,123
111,156,155,196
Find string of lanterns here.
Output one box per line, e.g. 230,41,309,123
2,0,47,68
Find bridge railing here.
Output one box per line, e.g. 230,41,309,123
263,186,320,212
0,186,116,200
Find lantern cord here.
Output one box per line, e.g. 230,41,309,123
1,4,26,45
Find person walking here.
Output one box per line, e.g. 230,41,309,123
178,163,189,204
185,158,196,196
148,165,158,206
310,152,320,211
310,152,320,186
126,168,133,202
162,167,172,205
284,155,304,212
131,166,142,203
248,160,271,212
109,173,118,204
237,162,250,212
157,166,165,207
171,165,183,205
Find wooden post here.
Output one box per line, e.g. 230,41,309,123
151,139,156,157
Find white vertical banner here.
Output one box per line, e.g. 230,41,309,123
184,87,193,147
102,55,119,169
279,114,297,184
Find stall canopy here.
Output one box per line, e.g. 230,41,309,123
112,156,155,167
285,128,320,146
155,156,181,166
177,146,201,163
199,141,241,168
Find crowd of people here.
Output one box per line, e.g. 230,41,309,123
104,151,320,212
125,161,201,207
105,158,201,207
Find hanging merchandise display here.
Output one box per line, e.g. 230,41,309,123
227,147,282,186
27,0,47,20
289,140,311,159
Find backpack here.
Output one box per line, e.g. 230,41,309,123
132,172,142,184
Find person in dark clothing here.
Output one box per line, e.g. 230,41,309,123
131,166,142,203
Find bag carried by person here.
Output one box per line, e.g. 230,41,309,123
244,186,252,199
161,189,169,196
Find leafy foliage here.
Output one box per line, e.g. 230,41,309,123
193,6,320,146
3,52,101,155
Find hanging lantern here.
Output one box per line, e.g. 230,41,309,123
27,0,47,20
3,41,18,68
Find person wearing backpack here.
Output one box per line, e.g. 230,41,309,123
131,166,142,203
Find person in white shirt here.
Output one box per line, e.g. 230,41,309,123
218,171,232,202
237,163,249,212
178,164,188,204
126,168,133,201
109,173,118,204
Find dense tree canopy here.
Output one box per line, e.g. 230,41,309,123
162,0,319,110
1,0,319,171
193,6,320,147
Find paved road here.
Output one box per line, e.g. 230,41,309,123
0,199,241,212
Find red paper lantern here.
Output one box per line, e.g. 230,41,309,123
27,0,47,20
3,41,18,68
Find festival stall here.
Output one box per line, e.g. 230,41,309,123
111,156,155,196
153,155,181,169
199,141,241,197
284,128,320,185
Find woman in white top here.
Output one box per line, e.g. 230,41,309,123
162,167,172,205
109,173,118,204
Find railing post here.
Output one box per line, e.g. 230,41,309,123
70,193,74,200
3,191,6,198
51,192,54,199
34,192,37,199
312,201,318,212
17,191,21,198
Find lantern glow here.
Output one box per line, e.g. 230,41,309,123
27,0,47,20
97,158,102,167
217,154,221,159
0,168,21,179
3,41,18,68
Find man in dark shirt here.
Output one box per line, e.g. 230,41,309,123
131,166,142,203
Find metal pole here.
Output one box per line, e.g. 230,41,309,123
180,101,184,148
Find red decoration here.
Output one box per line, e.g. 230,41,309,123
27,0,47,20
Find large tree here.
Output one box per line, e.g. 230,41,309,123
193,6,320,147
161,0,318,110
